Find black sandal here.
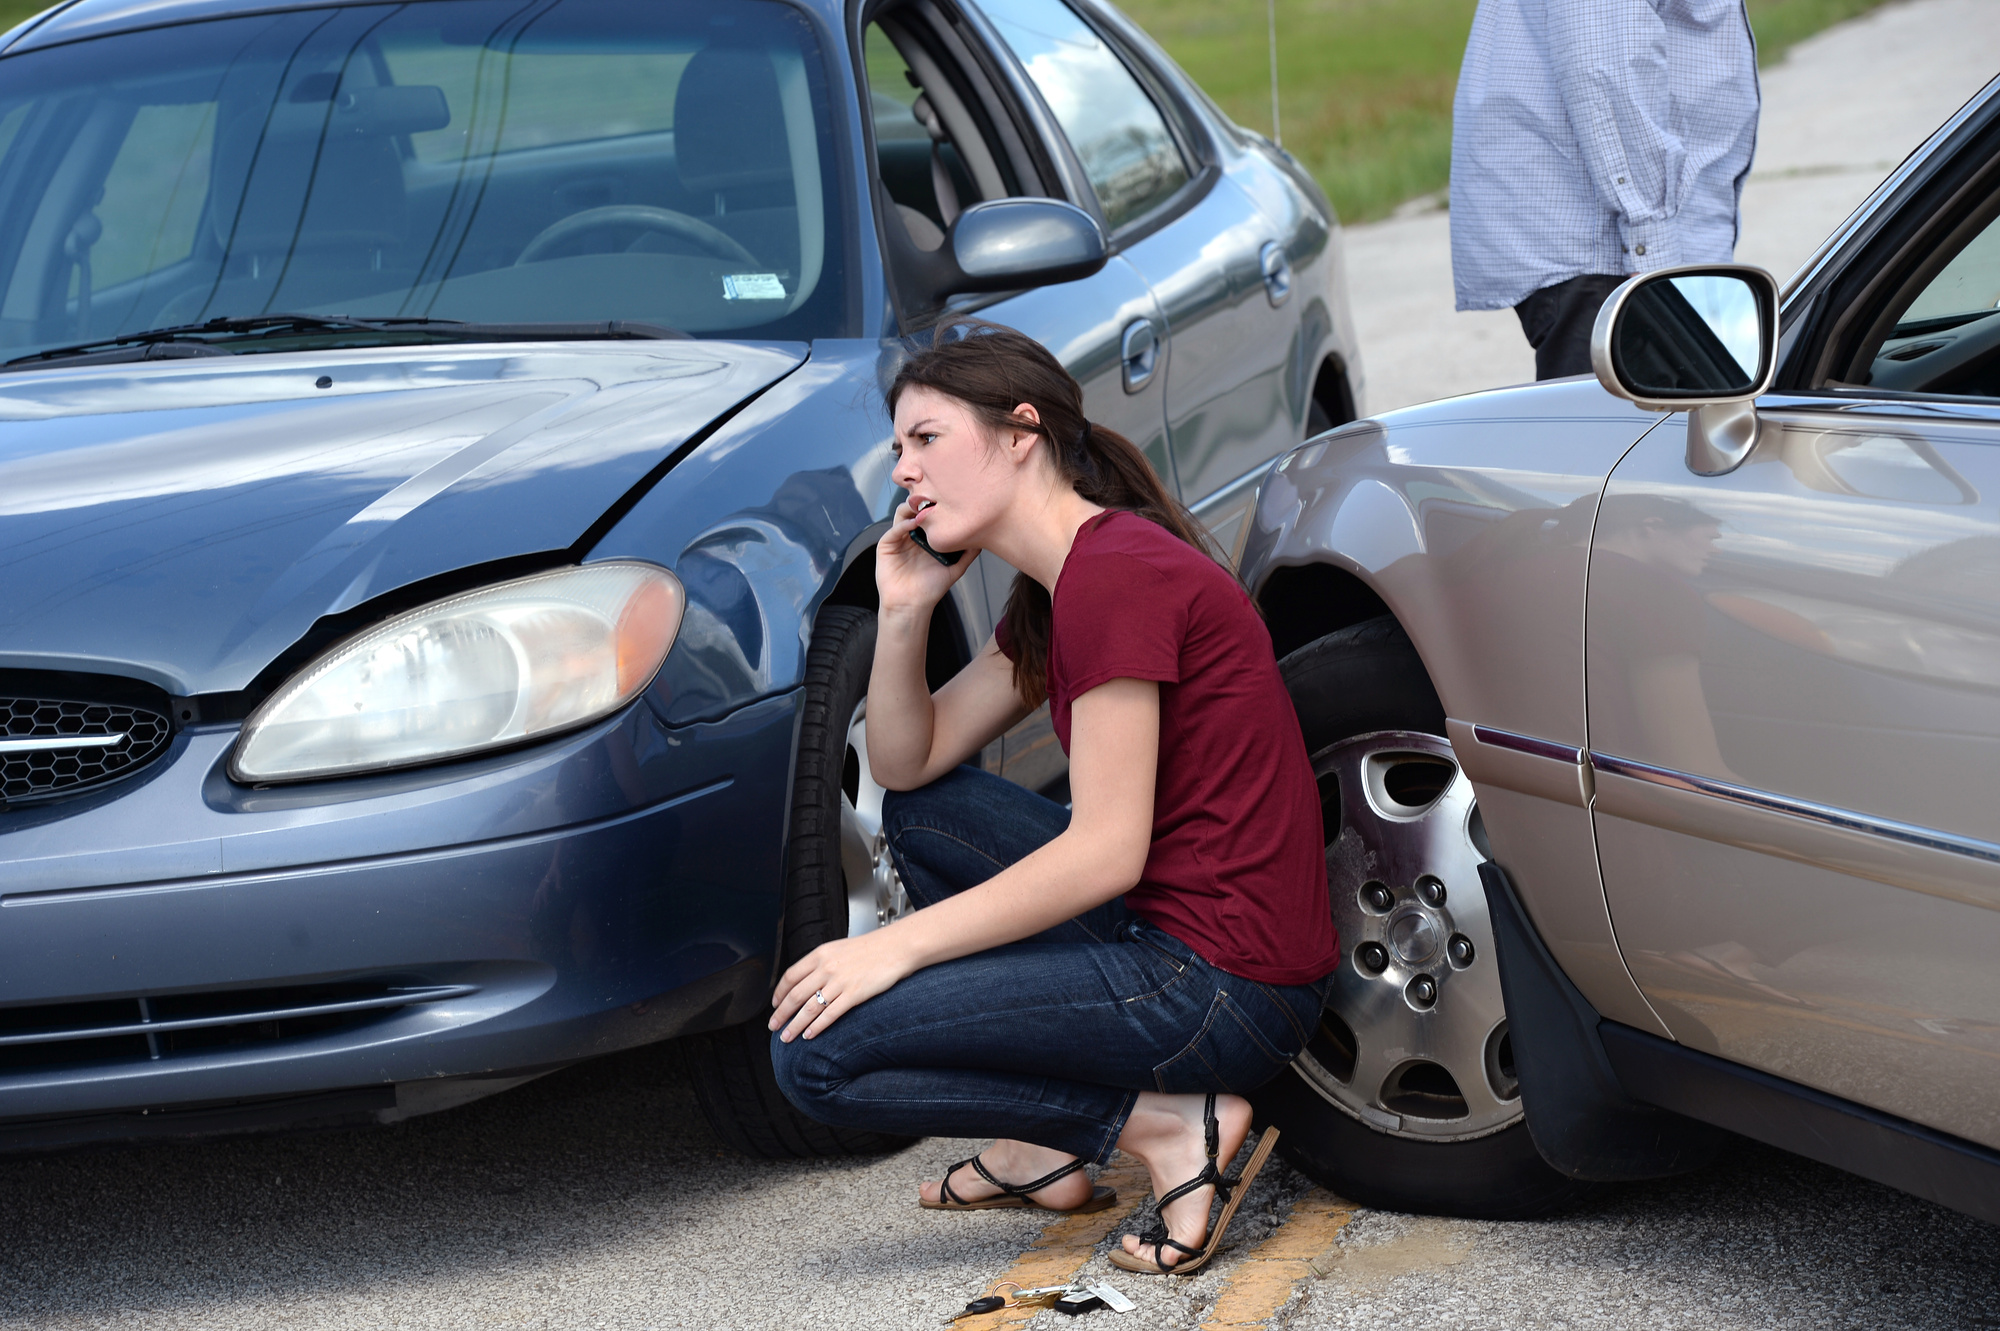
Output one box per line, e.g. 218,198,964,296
1108,1094,1278,1275
919,1153,1118,1214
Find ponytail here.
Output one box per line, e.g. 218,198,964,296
885,320,1216,707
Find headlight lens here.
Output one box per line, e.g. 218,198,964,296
232,561,684,782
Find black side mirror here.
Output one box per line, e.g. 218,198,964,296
1591,264,1779,475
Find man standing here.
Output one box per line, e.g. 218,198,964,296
1450,0,1760,379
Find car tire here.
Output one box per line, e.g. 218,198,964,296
684,604,916,1159
1251,614,1592,1219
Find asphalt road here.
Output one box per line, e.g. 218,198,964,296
1,1042,1995,1330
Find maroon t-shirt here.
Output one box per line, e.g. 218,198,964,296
996,511,1338,985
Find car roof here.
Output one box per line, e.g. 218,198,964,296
0,0,846,56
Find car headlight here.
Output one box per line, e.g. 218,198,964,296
232,561,684,783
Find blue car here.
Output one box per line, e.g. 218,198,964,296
0,0,1358,1152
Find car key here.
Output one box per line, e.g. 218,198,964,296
910,526,965,566
1053,1290,1105,1316
944,1295,1007,1324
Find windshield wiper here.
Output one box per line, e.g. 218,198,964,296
4,314,395,370
3,315,686,371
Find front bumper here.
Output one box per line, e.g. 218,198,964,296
0,689,798,1142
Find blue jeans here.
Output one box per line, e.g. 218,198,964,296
769,766,1332,1164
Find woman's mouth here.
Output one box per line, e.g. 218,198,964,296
913,499,936,516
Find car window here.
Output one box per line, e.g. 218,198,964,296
862,19,985,250
1865,203,2000,397
0,0,849,363
977,0,1188,230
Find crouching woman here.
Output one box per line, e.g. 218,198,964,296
768,323,1338,1275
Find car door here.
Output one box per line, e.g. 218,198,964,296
860,3,1171,794
1585,198,2000,1149
975,0,1299,562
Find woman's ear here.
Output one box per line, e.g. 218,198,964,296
1007,402,1044,459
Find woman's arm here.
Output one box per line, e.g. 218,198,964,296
772,675,1159,1042
864,502,1031,791
867,629,1027,791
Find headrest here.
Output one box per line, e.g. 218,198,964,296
674,45,793,196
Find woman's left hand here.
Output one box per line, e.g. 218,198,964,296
769,931,914,1042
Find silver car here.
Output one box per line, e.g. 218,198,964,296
1238,75,2000,1224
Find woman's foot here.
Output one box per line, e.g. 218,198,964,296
917,1139,1095,1210
1115,1092,1253,1269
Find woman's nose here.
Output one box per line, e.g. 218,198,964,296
891,450,919,489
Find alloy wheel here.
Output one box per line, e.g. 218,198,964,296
1296,730,1522,1142
838,699,910,936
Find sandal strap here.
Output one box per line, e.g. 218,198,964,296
997,1156,1087,1199
1130,1223,1207,1271
1152,1160,1223,1213
966,1153,1086,1201
938,1157,978,1207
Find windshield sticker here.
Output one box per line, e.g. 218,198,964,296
723,274,787,301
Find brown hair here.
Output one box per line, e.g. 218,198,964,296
885,320,1215,707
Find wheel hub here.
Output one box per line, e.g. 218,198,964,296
1292,730,1523,1142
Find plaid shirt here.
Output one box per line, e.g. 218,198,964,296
1449,0,1760,311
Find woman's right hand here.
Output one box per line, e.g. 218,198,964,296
876,497,977,613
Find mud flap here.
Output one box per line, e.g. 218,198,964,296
1479,861,1726,1180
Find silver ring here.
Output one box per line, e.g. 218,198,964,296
813,989,829,1006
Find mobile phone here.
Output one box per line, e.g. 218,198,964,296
910,526,965,566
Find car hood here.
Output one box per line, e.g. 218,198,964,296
0,340,805,695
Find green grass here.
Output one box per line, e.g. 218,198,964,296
1121,0,1896,223
0,0,1894,223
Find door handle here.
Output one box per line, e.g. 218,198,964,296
1259,241,1292,306
1121,319,1158,393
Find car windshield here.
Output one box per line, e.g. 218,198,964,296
0,0,847,365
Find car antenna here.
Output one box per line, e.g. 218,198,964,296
1267,0,1281,147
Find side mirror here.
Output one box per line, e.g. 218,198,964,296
1591,265,1779,476
944,198,1107,295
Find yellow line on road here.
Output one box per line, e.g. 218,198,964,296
1200,1187,1358,1329
953,1153,1152,1329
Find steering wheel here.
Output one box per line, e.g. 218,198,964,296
515,205,758,268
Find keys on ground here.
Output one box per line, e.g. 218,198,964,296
945,1280,1135,1322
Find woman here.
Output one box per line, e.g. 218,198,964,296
768,323,1338,1275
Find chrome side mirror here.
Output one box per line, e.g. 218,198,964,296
1590,265,1779,476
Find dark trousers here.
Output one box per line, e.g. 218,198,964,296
1515,273,1625,379
768,766,1330,1163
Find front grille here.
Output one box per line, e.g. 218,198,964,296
0,978,474,1075
0,674,175,804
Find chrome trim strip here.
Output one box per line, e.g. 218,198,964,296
0,733,123,753
0,985,478,1048
1588,751,2000,867
1470,725,1582,766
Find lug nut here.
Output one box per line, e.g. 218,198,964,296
1448,934,1476,967
1416,875,1447,907
1361,881,1394,912
1356,941,1389,974
1406,974,1438,1008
